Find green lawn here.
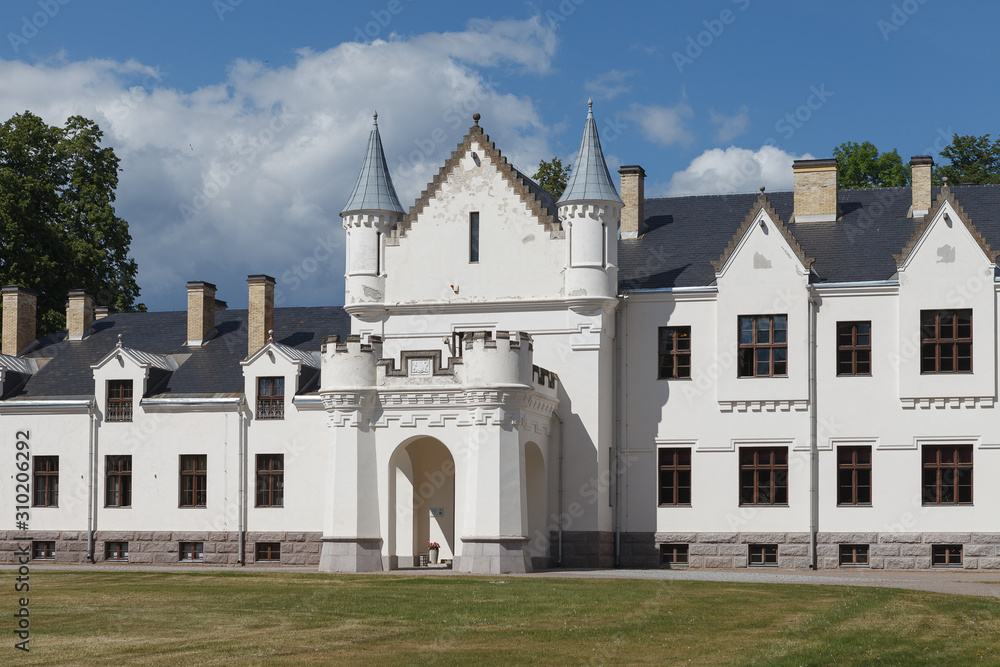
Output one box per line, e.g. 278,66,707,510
7,571,999,665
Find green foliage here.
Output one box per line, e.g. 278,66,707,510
936,134,1000,185
0,111,143,336
832,141,910,189
532,157,571,198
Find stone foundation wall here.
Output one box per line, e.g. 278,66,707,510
548,531,615,568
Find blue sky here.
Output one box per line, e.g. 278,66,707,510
1,0,997,311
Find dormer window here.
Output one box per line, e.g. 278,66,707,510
107,380,134,422
257,377,285,420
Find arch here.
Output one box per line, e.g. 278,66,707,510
524,440,548,569
387,436,456,568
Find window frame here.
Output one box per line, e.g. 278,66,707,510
836,321,872,376
836,446,872,506
657,326,692,379
32,541,55,560
255,454,284,508
922,445,972,505
106,379,134,422
657,447,692,506
179,455,207,508
33,456,59,507
179,541,204,561
659,544,689,567
920,309,972,374
739,447,788,506
931,544,963,567
469,211,480,263
255,542,282,563
105,541,129,561
738,315,788,378
256,376,285,420
749,544,778,566
838,544,869,567
105,455,133,508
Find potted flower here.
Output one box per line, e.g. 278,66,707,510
427,541,441,565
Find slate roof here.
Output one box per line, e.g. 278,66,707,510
341,112,404,215
618,184,1000,291
558,100,622,205
9,307,348,399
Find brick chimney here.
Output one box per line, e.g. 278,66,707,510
186,281,217,346
2,285,37,356
792,159,838,223
67,290,95,341
619,165,646,238
910,155,933,218
95,306,111,320
247,274,275,357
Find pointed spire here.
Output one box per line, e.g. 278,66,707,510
558,99,622,205
341,111,404,216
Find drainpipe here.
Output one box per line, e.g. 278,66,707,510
238,399,247,566
556,413,564,566
808,287,819,569
614,293,628,568
86,400,96,562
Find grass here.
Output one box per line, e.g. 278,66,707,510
8,570,1000,665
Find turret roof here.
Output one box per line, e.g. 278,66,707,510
341,112,404,215
558,100,622,205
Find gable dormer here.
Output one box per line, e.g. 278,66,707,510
91,337,177,422
240,335,320,421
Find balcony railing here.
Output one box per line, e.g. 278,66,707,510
257,397,284,420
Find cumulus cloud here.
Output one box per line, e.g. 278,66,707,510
709,105,749,143
584,69,632,101
626,102,694,147
658,145,813,196
0,19,557,311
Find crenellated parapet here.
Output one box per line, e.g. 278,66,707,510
459,331,534,389
320,334,383,425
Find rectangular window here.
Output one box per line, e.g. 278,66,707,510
107,379,134,422
33,456,58,507
837,321,872,376
738,315,788,377
932,544,963,567
839,544,869,566
469,212,480,263
837,446,872,506
658,448,691,505
32,541,55,560
922,445,972,505
376,230,382,276
179,542,204,561
739,447,788,506
179,455,207,507
749,544,778,566
105,455,132,508
660,544,689,567
658,327,692,379
257,376,285,420
256,454,284,507
105,542,129,561
920,309,972,373
256,542,281,562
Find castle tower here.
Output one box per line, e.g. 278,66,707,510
558,100,622,306
341,112,404,321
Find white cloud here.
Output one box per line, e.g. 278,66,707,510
658,145,814,196
584,70,632,101
0,19,557,311
626,102,694,147
709,105,749,143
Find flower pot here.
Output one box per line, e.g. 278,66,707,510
429,548,439,565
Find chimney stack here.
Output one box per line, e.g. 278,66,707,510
2,285,37,356
186,281,217,346
67,290,94,341
247,274,275,357
792,159,838,223
910,155,933,218
95,306,111,320
619,165,646,238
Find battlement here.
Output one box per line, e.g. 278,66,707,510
460,330,533,388
320,334,384,391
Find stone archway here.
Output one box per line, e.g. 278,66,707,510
387,437,456,568
524,441,548,569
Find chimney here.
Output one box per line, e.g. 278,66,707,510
186,281,217,346
792,158,838,223
214,298,228,312
910,155,933,217
67,290,94,341
2,285,37,356
95,306,111,320
619,165,646,238
247,274,275,357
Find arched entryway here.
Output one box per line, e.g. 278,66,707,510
524,440,548,569
388,437,456,568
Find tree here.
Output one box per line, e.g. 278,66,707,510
936,134,1000,185
0,111,143,336
832,141,909,189
532,157,571,199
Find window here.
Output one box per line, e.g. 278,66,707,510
179,455,207,507
920,309,972,373
837,446,872,506
33,456,58,507
660,544,688,567
106,455,132,507
658,448,691,505
837,321,871,376
658,327,691,379
257,377,284,420
739,447,788,506
179,542,204,561
256,542,281,562
256,454,284,507
839,544,869,567
738,315,787,377
105,542,129,561
749,544,778,566
469,212,480,263
922,445,972,505
32,541,55,560
932,544,963,567
107,379,134,422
